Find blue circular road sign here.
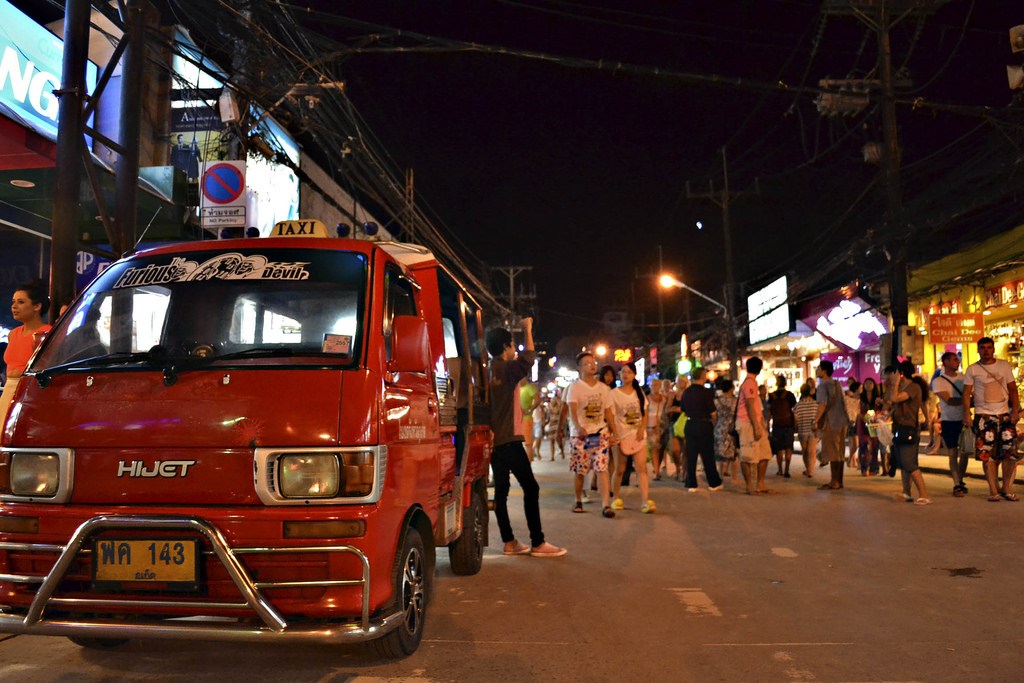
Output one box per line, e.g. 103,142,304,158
202,163,245,204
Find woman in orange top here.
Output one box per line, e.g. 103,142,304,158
1,282,52,425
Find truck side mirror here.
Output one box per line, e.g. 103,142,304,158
390,315,430,374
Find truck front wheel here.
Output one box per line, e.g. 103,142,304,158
447,489,486,575
372,527,428,658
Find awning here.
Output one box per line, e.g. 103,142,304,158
908,222,1024,297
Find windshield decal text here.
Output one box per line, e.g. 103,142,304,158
113,254,311,288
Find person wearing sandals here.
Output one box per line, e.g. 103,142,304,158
962,336,1021,502
815,361,850,491
737,356,772,495
566,352,616,518
609,363,655,513
931,351,969,497
886,360,932,505
484,318,567,558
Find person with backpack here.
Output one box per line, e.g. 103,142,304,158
768,375,797,478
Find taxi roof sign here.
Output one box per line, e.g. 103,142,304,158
270,219,331,238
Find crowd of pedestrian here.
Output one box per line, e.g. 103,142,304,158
488,331,1023,532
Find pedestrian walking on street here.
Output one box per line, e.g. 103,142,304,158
768,375,797,478
485,318,567,557
859,377,883,475
682,366,724,492
714,379,739,481
931,351,969,497
886,360,931,505
793,383,819,477
738,357,772,495
962,336,1021,502
815,361,849,491
609,362,655,513
566,352,616,517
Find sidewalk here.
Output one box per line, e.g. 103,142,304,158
916,434,1024,486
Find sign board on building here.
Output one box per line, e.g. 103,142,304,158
928,313,984,345
806,297,888,352
200,161,246,228
747,275,791,345
0,0,98,143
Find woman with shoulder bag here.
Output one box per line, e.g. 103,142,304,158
886,360,931,505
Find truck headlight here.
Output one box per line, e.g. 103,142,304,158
0,448,73,503
254,446,386,506
10,452,60,497
279,453,339,498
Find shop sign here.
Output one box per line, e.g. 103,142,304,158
809,298,888,352
820,351,881,384
747,275,791,345
986,280,1024,308
926,300,960,315
0,0,98,142
928,313,984,345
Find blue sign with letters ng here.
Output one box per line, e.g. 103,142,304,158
0,0,97,142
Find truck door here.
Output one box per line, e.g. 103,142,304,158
382,265,440,514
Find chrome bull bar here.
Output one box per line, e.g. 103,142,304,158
0,515,403,643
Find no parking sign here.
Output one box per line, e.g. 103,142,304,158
200,161,247,228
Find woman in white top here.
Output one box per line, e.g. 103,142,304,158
609,363,655,513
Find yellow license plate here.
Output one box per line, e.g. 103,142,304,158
93,539,199,591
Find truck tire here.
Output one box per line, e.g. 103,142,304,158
447,489,486,576
372,527,428,658
68,636,128,649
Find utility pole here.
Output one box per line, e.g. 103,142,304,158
687,147,757,380
50,0,91,320
823,0,948,364
491,265,534,326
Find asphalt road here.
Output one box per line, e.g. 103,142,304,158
2,453,1023,682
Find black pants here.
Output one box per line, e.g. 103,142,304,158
684,420,723,489
492,441,544,548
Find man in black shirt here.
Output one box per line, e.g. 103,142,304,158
486,317,566,558
682,367,724,492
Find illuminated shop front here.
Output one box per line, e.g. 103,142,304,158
908,223,1024,397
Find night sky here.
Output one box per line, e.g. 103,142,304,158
291,2,1020,343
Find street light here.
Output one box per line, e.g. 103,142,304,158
659,275,727,313
660,274,737,379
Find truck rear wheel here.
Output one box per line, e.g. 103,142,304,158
447,489,486,575
372,527,428,658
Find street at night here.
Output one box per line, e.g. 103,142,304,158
2,456,1023,682
3,3,1024,681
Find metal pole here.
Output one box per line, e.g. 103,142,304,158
114,0,146,257
721,147,739,380
657,245,665,374
50,0,91,320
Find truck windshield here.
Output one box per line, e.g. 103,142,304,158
35,248,368,371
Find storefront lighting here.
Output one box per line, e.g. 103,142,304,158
9,179,34,188
983,309,993,316
1011,303,1019,309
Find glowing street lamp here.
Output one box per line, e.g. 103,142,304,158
659,274,727,313
660,273,736,379
594,344,608,358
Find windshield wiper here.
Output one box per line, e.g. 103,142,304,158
208,347,296,362
35,351,162,388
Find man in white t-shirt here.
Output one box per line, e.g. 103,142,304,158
962,337,1021,501
565,352,616,517
931,351,968,497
